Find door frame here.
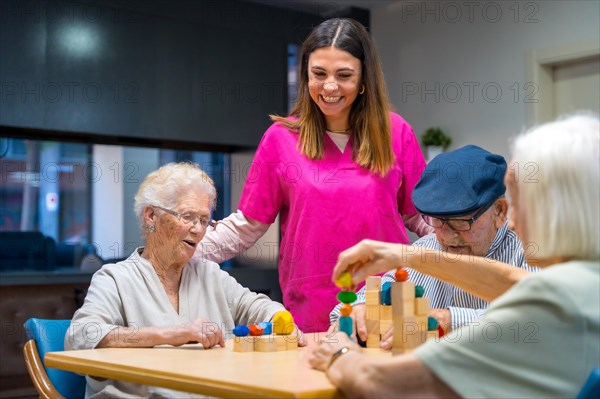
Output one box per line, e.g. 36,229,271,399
526,40,600,126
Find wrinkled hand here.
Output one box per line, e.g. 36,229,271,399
308,332,360,372
429,308,451,333
182,318,225,349
332,239,414,287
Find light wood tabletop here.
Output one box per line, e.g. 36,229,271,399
45,332,391,398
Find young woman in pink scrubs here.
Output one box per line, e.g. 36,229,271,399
200,18,431,333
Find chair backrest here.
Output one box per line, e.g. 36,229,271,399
577,368,600,399
23,318,86,399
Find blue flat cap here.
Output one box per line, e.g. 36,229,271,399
413,145,507,217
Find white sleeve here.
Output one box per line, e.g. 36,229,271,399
403,212,435,238
195,210,271,263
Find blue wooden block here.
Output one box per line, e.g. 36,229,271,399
339,316,353,337
381,281,392,305
233,325,250,337
258,322,272,335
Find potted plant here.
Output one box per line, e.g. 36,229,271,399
421,127,452,161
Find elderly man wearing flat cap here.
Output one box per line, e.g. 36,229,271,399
330,145,538,348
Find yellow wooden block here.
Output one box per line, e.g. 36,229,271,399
335,272,353,289
273,310,294,335
365,290,380,306
233,336,256,352
366,304,380,320
416,316,428,331
380,305,392,320
255,335,287,352
366,276,381,290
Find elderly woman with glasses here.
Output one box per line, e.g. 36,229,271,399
66,162,304,398
329,145,538,340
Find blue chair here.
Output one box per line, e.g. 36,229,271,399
577,368,600,399
23,318,86,399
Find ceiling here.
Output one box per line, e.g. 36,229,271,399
245,0,400,17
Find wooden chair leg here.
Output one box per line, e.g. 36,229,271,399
23,340,65,399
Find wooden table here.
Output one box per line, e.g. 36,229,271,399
45,333,391,398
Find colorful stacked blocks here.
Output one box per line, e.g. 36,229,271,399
362,269,440,353
335,272,356,338
232,311,298,352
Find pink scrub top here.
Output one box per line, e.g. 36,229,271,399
239,112,426,332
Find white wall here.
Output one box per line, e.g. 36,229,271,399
372,0,600,158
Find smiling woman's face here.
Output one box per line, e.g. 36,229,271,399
154,189,211,265
307,46,362,128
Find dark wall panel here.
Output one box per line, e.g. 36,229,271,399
0,0,321,148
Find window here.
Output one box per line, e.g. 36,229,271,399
0,137,230,272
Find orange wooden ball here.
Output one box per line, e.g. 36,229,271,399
340,303,353,317
395,269,409,282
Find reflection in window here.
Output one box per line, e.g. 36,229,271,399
0,138,230,272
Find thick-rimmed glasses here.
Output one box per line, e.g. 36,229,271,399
154,206,217,230
421,202,494,231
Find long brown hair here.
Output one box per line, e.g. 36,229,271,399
271,18,393,175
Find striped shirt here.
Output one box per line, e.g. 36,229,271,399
329,222,539,330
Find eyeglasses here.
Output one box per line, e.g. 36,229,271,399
154,206,217,230
421,202,494,232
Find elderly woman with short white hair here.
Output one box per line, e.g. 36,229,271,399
309,114,599,398
67,162,304,398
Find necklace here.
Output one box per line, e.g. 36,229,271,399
326,127,352,134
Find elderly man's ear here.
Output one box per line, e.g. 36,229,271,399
494,198,509,228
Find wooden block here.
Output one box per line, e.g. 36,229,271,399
380,319,392,334
366,304,380,320
404,330,427,349
233,336,256,352
415,297,430,316
339,316,353,337
366,276,381,290
393,315,426,350
380,305,392,320
366,334,380,348
391,281,415,316
365,319,380,335
273,311,294,335
285,334,298,350
381,282,392,305
392,315,416,350
255,335,286,352
365,290,380,306
416,316,428,332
